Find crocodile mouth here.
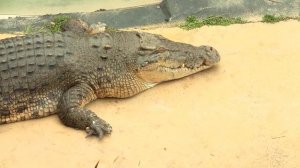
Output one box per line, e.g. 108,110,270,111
158,63,212,73
136,45,220,84
136,61,214,83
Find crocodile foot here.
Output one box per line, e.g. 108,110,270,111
85,118,112,139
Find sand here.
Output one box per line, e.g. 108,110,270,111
0,20,300,168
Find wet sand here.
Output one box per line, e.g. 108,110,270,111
0,20,300,168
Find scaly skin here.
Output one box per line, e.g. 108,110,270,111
0,30,220,138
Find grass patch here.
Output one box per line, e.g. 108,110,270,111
180,16,203,30
180,16,247,30
262,15,290,23
24,25,47,35
23,15,71,34
47,15,71,33
202,16,247,26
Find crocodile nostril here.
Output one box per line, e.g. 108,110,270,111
210,47,213,51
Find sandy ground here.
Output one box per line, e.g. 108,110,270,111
0,20,300,168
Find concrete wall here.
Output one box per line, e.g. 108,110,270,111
0,0,299,32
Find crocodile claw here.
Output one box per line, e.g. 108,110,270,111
85,119,112,139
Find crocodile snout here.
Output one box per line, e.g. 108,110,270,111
201,45,220,66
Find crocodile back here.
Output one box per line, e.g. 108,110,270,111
0,33,78,122
0,33,70,95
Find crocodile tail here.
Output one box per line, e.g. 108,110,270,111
0,108,56,124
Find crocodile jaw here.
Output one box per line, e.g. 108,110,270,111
136,64,213,84
136,45,220,84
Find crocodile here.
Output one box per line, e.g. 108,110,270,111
0,29,220,138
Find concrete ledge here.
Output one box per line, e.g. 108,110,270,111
81,4,167,28
162,0,299,20
0,0,299,32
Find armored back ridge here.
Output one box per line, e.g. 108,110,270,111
0,30,220,139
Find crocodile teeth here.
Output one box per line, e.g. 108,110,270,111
181,64,185,68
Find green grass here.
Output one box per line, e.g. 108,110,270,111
180,16,247,30
24,24,47,35
180,15,300,30
262,15,290,23
202,16,246,26
47,15,71,33
180,16,203,30
24,15,71,34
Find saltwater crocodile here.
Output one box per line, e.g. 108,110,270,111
0,30,220,138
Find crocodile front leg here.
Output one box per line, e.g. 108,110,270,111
57,83,112,138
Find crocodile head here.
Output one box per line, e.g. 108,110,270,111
134,32,220,84
96,31,220,98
